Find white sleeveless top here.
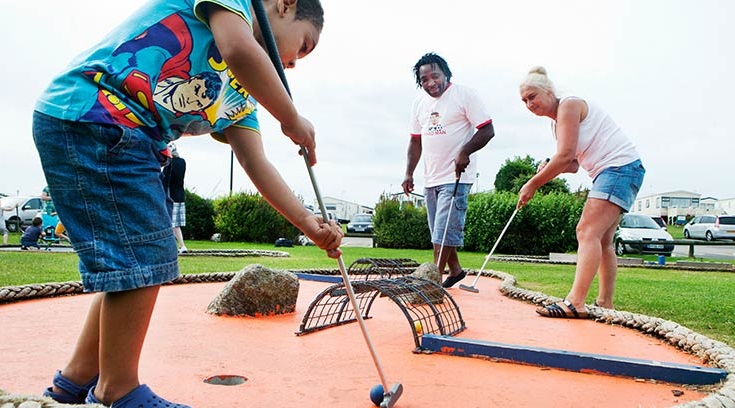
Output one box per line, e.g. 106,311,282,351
555,97,639,179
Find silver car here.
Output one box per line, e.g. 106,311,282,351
614,214,675,256
683,215,735,241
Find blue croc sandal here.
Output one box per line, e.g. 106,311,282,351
43,370,98,404
86,384,191,408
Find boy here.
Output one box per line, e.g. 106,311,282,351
33,0,341,406
20,216,44,250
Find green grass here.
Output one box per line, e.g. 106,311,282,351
1,236,733,348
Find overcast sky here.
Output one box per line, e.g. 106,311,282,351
2,0,733,209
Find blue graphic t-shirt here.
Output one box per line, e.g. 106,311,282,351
35,0,259,154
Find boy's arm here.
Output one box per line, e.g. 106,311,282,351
206,5,317,165
223,126,342,257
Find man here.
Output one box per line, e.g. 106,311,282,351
402,52,495,288
162,143,188,253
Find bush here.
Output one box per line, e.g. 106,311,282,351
373,195,432,249
213,192,301,243
464,191,584,255
183,190,215,241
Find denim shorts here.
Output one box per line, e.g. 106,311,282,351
32,111,179,292
589,159,645,212
425,183,472,247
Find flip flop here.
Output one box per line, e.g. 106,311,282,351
43,370,98,404
86,384,191,408
536,299,589,319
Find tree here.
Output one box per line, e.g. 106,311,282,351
494,155,570,195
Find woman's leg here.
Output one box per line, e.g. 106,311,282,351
564,198,622,311
595,220,620,309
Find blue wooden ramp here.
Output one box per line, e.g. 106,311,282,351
421,334,726,385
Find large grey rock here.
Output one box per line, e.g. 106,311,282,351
408,262,443,304
206,264,299,317
411,262,441,285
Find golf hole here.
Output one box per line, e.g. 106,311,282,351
204,374,248,386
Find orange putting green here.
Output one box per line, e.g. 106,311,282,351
0,273,718,407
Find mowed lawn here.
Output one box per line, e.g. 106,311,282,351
0,238,733,348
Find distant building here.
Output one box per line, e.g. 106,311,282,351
716,197,735,215
386,192,425,209
631,190,730,224
319,196,374,223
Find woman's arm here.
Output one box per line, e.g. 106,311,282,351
517,99,585,207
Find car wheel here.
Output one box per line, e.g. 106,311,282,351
663,253,672,257
683,230,690,239
6,218,20,233
615,240,626,256
705,231,714,241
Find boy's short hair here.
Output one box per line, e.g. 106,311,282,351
32,217,43,227
295,0,324,32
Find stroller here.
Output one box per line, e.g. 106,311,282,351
39,211,60,249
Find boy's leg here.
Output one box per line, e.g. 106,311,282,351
93,285,160,404
52,294,103,395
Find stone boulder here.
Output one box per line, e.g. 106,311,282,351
411,262,441,285
206,264,299,317
407,262,444,304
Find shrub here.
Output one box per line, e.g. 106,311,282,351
373,195,432,249
183,190,215,241
213,192,301,243
464,191,584,255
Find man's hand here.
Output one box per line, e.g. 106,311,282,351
402,176,414,196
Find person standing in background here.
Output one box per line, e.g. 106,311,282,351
402,52,495,288
162,143,188,254
0,205,8,245
41,186,56,215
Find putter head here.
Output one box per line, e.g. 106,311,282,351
380,383,403,408
459,284,479,293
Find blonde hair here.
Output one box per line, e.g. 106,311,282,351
520,66,555,95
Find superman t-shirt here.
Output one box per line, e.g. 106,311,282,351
35,0,259,154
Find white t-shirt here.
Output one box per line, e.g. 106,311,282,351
410,83,492,188
557,97,640,179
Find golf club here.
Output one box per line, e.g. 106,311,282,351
251,2,402,406
436,178,460,275
459,207,519,293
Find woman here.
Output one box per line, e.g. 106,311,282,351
517,66,645,318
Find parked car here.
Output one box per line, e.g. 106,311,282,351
650,216,666,229
683,215,735,241
347,213,374,233
274,237,293,247
314,211,338,224
614,213,675,256
1,196,43,232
